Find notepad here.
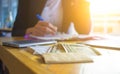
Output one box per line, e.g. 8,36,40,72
30,46,51,54
29,33,75,40
29,33,98,41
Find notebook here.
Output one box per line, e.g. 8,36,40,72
29,33,75,40
29,33,98,41
2,39,57,48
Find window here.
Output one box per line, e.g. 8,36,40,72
0,0,18,29
89,0,120,35
0,0,18,37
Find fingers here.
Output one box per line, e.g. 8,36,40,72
26,21,58,36
35,21,57,35
26,27,44,36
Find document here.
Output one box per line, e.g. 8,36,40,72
29,33,76,40
29,33,99,41
30,46,51,54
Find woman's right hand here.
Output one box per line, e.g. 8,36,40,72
26,21,57,36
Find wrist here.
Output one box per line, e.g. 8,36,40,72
24,28,33,38
26,28,33,35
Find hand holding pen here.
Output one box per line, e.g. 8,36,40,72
25,14,57,36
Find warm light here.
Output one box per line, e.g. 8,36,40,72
88,0,120,34
89,0,120,14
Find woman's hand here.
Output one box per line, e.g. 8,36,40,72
26,21,57,36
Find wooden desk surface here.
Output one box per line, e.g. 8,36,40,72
0,37,120,74
0,28,12,32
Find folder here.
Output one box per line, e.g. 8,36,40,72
41,53,93,64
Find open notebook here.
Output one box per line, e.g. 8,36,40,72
29,33,97,41
29,33,76,40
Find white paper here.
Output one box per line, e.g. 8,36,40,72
30,46,51,54
67,22,79,35
29,33,76,40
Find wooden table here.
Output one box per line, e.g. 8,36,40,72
0,37,120,74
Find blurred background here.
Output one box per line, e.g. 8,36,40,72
0,0,18,36
0,0,120,37
89,0,120,35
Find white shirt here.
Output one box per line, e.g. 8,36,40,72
41,0,63,31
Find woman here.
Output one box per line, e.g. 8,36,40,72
12,0,91,36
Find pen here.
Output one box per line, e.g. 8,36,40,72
36,14,44,21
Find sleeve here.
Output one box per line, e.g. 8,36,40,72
12,0,30,36
12,0,46,36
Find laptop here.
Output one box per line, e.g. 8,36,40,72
2,39,57,48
